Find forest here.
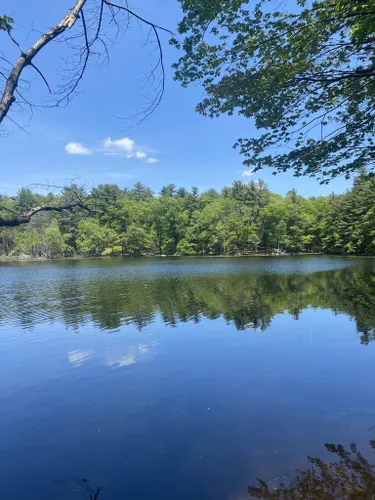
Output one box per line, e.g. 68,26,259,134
1,170,375,259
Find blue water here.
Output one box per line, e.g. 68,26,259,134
1,256,375,499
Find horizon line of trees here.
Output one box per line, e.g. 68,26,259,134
1,170,375,259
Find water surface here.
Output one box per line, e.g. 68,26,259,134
1,256,375,499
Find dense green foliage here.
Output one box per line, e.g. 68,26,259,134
173,0,375,181
1,173,375,258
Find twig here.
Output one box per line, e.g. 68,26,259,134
103,0,175,35
29,62,51,92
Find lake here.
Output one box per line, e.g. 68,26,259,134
1,256,375,499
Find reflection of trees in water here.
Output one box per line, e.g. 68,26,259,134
2,265,375,343
249,442,375,499
61,442,375,500
56,478,102,500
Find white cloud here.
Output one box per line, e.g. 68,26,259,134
102,137,152,161
103,136,135,153
65,142,92,155
64,136,158,162
241,170,254,177
146,157,159,164
135,151,147,159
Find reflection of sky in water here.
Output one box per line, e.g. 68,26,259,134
105,342,157,368
0,255,359,285
1,306,375,500
1,257,375,500
68,349,94,367
68,343,158,368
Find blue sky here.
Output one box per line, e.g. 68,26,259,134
1,0,353,197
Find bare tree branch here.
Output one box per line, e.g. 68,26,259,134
52,9,91,107
0,0,173,129
0,205,18,216
7,31,25,54
0,201,94,227
95,0,105,41
103,0,175,35
5,113,30,135
0,0,87,123
29,62,51,93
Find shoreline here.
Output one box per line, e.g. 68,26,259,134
0,252,372,263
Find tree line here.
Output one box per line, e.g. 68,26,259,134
1,171,375,259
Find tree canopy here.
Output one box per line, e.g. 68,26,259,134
173,0,375,182
2,171,375,259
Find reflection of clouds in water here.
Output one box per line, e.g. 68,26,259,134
106,342,156,369
68,343,157,369
107,354,136,368
68,349,93,367
138,343,152,355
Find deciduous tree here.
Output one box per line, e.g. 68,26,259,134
173,0,375,181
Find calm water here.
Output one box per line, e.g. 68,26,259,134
1,256,375,499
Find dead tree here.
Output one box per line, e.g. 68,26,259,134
0,1,173,130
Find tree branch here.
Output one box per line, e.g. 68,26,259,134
0,201,94,227
29,62,51,93
103,0,175,35
0,0,173,128
0,0,87,123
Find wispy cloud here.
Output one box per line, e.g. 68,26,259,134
146,157,159,164
241,170,254,177
65,142,92,155
107,172,134,179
